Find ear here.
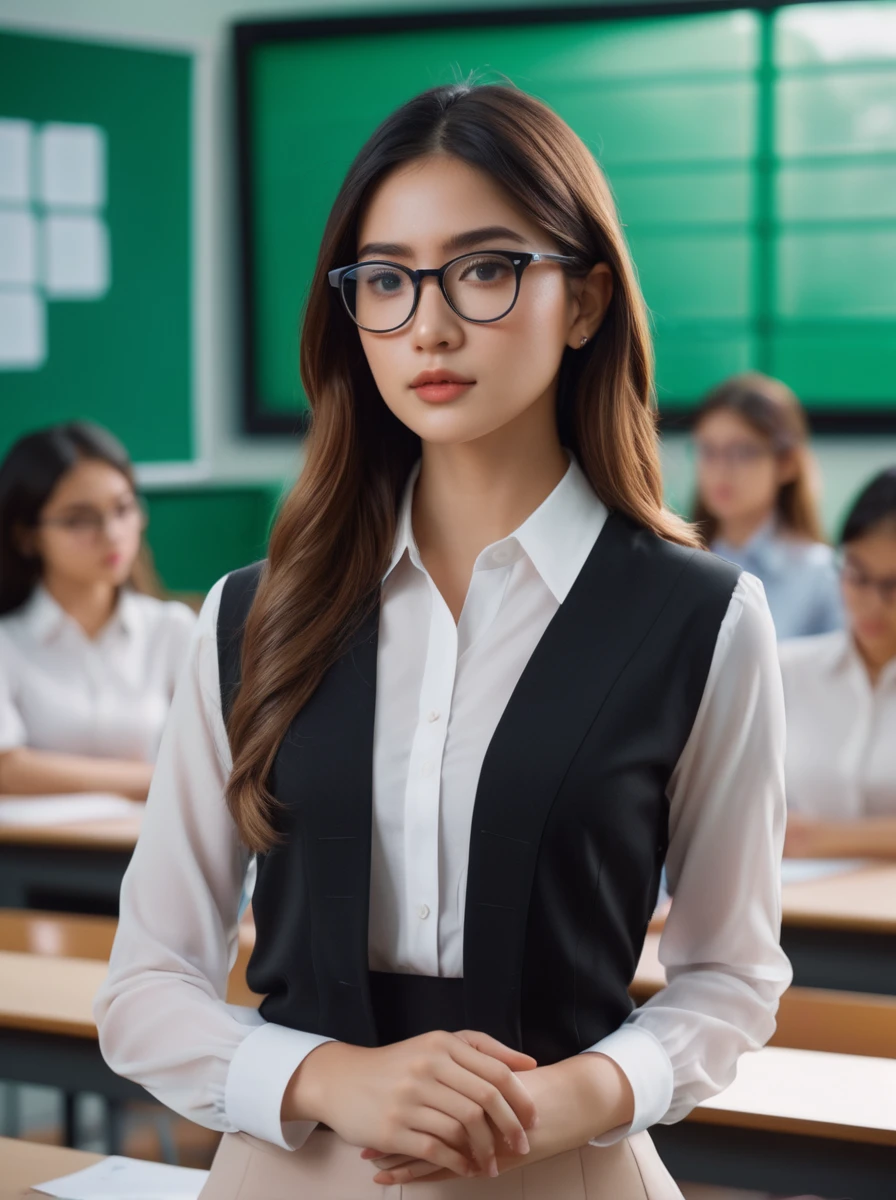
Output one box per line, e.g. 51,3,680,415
14,523,39,561
567,262,613,351
775,448,800,487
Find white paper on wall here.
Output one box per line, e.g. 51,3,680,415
0,119,32,203
0,209,38,285
38,122,106,208
44,213,109,297
0,290,45,369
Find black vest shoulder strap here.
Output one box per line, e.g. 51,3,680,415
216,561,266,734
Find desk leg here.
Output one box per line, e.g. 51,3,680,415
62,1091,78,1146
1,1083,21,1137
105,1098,126,1156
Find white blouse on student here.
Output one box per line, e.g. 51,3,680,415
779,630,896,818
0,586,196,764
95,458,791,1154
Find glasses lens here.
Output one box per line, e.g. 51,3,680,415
342,263,415,331
444,253,518,322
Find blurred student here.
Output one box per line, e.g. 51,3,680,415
781,468,896,859
692,372,842,639
0,421,195,800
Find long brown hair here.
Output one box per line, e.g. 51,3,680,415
0,421,160,617
691,372,825,546
227,81,700,852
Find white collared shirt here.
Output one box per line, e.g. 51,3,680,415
0,586,196,764
95,458,791,1154
780,630,896,818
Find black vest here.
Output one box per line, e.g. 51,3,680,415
218,511,740,1064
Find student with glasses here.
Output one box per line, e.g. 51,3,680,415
780,468,896,859
691,373,843,640
0,422,195,801
96,83,790,1199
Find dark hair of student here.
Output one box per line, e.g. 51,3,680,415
691,371,825,547
226,80,702,852
840,467,896,545
0,421,159,617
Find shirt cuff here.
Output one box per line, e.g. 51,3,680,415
579,1023,674,1146
224,1020,334,1150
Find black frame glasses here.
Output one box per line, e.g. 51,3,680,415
327,249,580,333
836,551,896,607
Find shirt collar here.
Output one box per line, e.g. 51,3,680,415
20,584,138,644
20,585,69,645
114,588,140,637
825,630,896,690
383,456,608,604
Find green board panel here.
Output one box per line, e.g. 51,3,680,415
774,1,896,66
145,485,282,593
771,0,896,412
777,164,896,222
0,30,192,463
238,2,896,428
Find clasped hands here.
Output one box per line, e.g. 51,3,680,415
286,1030,634,1186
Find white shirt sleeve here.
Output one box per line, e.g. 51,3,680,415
93,577,333,1151
582,570,792,1143
159,599,199,698
0,636,26,753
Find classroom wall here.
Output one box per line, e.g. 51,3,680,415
1,0,894,585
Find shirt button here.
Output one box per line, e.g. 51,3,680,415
418,904,430,920
491,545,512,565
421,760,434,777
427,710,440,723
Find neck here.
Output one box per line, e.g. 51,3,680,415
412,404,569,572
853,633,896,688
716,509,775,549
41,575,118,639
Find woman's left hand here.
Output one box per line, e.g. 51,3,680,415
360,1052,634,1186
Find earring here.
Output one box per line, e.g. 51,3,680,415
579,336,588,346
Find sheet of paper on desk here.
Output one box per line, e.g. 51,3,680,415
780,857,869,885
33,1155,207,1199
0,794,144,826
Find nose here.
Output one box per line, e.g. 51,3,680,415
411,276,463,351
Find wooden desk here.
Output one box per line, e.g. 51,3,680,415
0,819,141,916
781,863,896,994
633,932,896,1058
650,863,896,995
656,1047,896,1200
0,914,260,1149
0,1136,103,1199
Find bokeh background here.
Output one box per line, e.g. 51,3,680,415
1,0,894,594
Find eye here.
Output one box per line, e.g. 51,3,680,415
366,269,408,296
456,255,514,284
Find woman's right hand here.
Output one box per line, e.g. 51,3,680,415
284,1030,538,1178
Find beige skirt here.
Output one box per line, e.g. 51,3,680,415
198,1127,684,1200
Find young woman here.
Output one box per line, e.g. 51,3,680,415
95,83,790,1199
0,421,195,800
691,372,843,639
781,468,896,859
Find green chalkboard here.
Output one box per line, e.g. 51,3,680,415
0,29,193,463
235,2,896,433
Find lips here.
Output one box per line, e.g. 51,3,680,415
410,369,475,388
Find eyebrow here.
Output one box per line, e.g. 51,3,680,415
356,225,529,261
53,492,134,514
